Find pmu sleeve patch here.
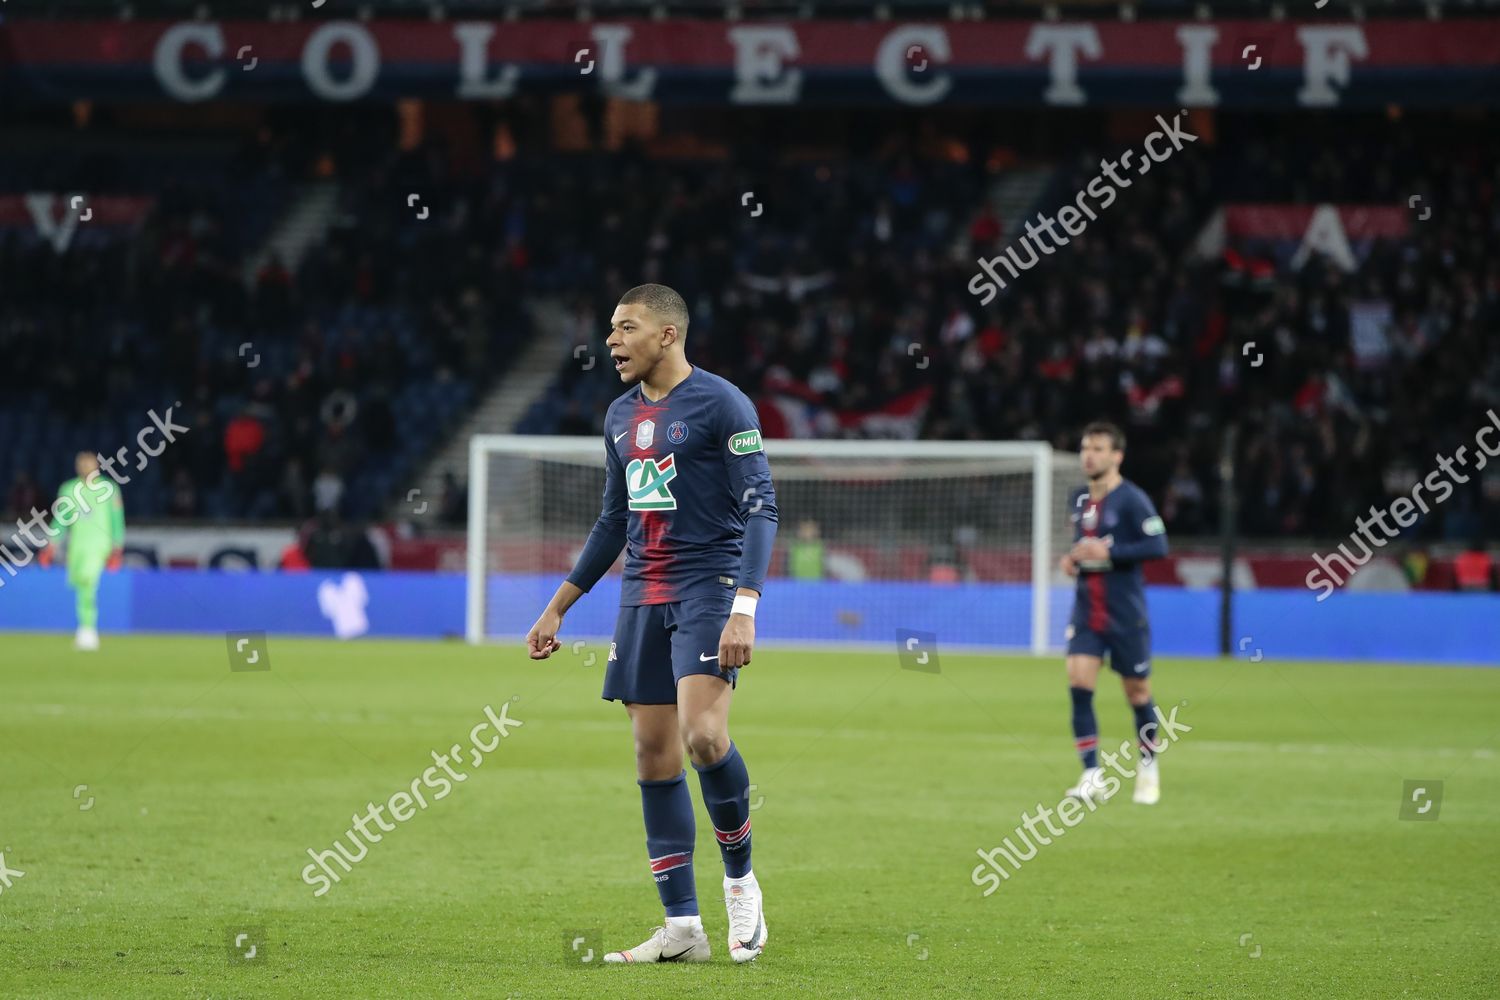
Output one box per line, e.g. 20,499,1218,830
728,429,763,456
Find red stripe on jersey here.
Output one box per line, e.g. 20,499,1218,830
1087,575,1108,631
1082,498,1109,631
638,510,676,603
629,398,677,603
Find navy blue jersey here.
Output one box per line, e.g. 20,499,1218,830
567,367,779,607
1068,479,1168,633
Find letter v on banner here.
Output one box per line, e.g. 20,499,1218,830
24,194,81,254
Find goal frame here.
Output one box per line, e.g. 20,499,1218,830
466,435,1055,653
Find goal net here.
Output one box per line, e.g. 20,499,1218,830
467,436,1077,654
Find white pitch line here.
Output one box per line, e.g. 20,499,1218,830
7,704,1496,760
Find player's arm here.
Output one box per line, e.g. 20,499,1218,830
526,429,627,659
37,481,73,566
718,397,779,670
1104,492,1169,563
1059,489,1084,576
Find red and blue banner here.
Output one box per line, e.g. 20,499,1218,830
2,19,1498,107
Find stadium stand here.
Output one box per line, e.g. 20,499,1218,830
2,106,1495,546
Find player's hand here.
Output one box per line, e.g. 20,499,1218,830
718,614,755,671
1058,553,1077,577
526,609,565,660
1070,539,1110,563
106,549,123,572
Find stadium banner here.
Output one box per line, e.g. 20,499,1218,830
0,194,155,253
0,568,1494,663
121,526,298,570
3,19,1500,108
113,525,1460,590
1193,202,1414,272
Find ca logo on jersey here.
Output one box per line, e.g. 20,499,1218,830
626,454,678,511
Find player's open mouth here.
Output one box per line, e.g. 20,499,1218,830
612,353,629,372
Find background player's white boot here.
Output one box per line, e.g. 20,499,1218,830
725,873,767,962
75,627,99,652
603,921,710,964
1064,766,1111,803
1133,756,1160,804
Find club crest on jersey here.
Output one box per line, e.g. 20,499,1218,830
635,419,655,449
668,420,688,444
626,454,677,511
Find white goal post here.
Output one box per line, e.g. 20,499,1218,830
467,435,1075,654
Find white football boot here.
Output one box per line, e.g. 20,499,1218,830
1133,756,1160,805
75,627,100,652
1064,766,1112,804
724,874,768,963
603,921,711,964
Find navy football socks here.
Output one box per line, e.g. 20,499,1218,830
1070,686,1100,769
1133,699,1160,762
640,772,698,916
694,742,754,879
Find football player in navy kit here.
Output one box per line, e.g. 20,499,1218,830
526,284,777,964
1058,422,1170,805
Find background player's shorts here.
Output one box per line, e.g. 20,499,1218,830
1066,624,1152,678
602,594,738,704
66,545,109,591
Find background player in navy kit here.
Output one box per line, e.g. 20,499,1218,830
1058,421,1170,806
525,284,778,965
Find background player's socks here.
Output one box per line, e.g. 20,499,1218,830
1132,699,1161,762
640,772,698,916
1070,686,1100,769
694,741,753,878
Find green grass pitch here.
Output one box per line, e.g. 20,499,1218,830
1,633,1496,998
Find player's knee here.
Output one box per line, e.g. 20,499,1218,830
680,724,728,765
633,741,680,780
632,728,679,775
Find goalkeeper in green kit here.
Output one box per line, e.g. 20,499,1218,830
44,452,125,651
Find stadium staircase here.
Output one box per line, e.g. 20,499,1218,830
241,179,341,285
398,298,576,516
989,167,1053,240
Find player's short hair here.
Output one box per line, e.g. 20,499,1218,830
1081,421,1125,452
618,283,689,338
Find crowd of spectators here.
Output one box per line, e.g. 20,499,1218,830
0,114,519,526
3,108,1496,548
523,114,1500,543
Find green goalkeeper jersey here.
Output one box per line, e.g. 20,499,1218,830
56,475,125,553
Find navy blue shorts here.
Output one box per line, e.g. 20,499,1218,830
1066,624,1152,678
602,594,738,705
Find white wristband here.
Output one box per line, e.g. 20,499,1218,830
731,594,759,619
